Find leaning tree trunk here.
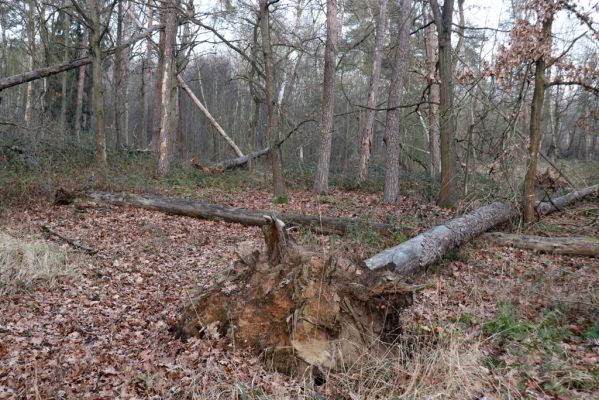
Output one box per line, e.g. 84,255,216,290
365,184,599,275
173,217,421,375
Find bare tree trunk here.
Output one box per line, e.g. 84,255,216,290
523,12,553,223
259,0,288,200
382,0,410,204
151,19,166,151
59,6,70,131
74,28,88,141
357,0,388,183
89,0,107,183
430,0,457,207
114,0,124,148
142,1,154,146
156,0,178,176
313,0,343,194
24,0,36,126
424,8,440,181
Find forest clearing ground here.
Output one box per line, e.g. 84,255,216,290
0,185,597,399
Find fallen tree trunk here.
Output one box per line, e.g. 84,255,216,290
483,232,599,257
0,25,163,92
216,147,270,170
173,217,422,375
82,191,396,236
365,184,599,275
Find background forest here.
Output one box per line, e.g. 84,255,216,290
0,0,597,208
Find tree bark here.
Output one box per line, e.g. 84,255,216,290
357,0,388,183
430,0,457,207
313,0,343,194
80,191,397,237
24,0,36,125
259,0,288,200
156,0,178,176
59,6,70,131
113,0,125,148
142,1,154,146
74,28,88,141
89,0,107,183
483,233,599,257
523,10,553,223
365,184,599,274
382,0,410,204
424,8,440,181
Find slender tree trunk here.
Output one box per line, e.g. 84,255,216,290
59,7,70,131
142,1,154,146
156,0,178,176
74,28,88,141
523,12,553,223
89,0,107,183
114,0,124,148
24,0,36,126
259,0,288,200
313,0,343,194
424,8,440,181
151,19,166,151
382,0,410,203
430,0,457,207
357,0,388,183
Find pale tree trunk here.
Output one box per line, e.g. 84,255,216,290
113,0,124,148
259,0,288,200
59,6,70,131
430,0,457,207
382,0,410,203
89,0,108,183
24,0,36,126
74,28,88,141
142,1,154,146
523,11,553,223
357,0,388,183
424,9,440,181
151,18,166,151
313,0,344,194
156,0,178,176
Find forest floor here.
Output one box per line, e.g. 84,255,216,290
0,172,598,399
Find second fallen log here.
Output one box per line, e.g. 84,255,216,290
483,232,599,257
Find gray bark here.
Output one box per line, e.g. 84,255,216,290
314,0,343,194
483,233,599,257
382,0,410,203
357,0,388,183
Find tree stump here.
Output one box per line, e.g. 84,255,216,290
172,217,422,376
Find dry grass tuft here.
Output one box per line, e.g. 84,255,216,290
0,232,79,294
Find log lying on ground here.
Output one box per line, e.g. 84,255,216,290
365,184,599,275
216,147,270,170
482,233,599,257
82,191,396,236
173,217,422,375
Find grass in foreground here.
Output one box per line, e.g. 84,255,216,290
0,231,79,294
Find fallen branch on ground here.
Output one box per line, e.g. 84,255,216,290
41,224,97,254
483,232,599,257
364,184,599,275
